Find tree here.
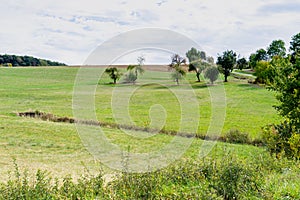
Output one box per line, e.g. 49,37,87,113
126,56,145,83
204,66,219,84
200,51,206,60
236,57,248,70
269,55,300,128
253,61,273,84
255,48,268,61
188,62,201,82
263,54,300,159
248,49,268,69
267,39,286,58
290,32,300,54
169,54,186,85
185,48,212,82
249,53,257,69
105,67,122,84
186,47,201,63
186,47,206,82
207,56,214,64
216,50,237,82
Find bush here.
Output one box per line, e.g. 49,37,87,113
2,155,299,199
0,161,107,200
204,66,219,84
224,129,251,144
201,155,264,199
123,71,137,83
262,121,300,159
254,60,274,84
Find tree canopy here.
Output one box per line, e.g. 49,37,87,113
290,32,300,54
236,57,248,70
267,39,286,58
169,54,186,85
0,54,66,66
105,67,122,84
186,47,212,82
216,50,237,82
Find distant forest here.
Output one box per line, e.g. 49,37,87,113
0,54,67,66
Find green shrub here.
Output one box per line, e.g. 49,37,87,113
123,70,137,83
201,155,263,200
0,162,107,200
262,121,300,159
224,129,251,144
204,66,219,84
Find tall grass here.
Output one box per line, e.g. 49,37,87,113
1,153,299,199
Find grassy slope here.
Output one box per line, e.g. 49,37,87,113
0,67,280,179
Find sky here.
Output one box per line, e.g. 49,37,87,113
1,0,300,65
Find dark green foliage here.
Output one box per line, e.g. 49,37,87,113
188,63,200,82
290,32,300,54
236,57,248,70
269,56,300,129
262,51,300,159
267,39,286,58
224,129,251,144
216,50,237,82
249,49,268,69
105,67,122,84
0,54,66,66
255,48,269,62
204,66,219,84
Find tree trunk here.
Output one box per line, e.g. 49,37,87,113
224,75,228,82
224,70,229,82
113,78,116,84
196,72,200,82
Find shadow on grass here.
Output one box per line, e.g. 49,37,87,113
236,83,262,90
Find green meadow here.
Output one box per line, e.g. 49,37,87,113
0,67,299,199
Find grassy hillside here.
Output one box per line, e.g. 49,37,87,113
0,67,298,199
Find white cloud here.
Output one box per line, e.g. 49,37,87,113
0,0,299,64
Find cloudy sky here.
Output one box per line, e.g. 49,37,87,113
1,0,300,65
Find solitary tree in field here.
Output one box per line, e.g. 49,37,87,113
126,55,145,83
105,67,122,84
204,66,219,84
169,54,186,85
217,50,237,82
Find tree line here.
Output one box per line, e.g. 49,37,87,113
0,54,67,67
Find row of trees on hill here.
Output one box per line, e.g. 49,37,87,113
104,32,300,159
0,54,67,67
105,32,300,87
105,50,219,85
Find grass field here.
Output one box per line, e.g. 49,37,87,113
0,66,299,199
0,66,280,173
